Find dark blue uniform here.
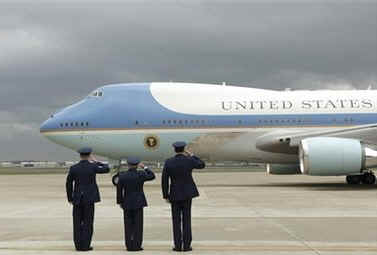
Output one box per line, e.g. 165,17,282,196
162,154,205,251
66,160,110,251
117,167,155,251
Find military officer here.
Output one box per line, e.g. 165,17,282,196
162,141,206,252
66,147,110,251
117,157,156,251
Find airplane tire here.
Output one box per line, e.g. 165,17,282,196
112,173,119,186
346,175,361,185
361,173,376,185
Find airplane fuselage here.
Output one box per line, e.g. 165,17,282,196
40,83,377,164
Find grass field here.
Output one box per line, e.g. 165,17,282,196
0,167,69,175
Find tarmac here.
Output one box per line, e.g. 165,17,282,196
0,171,376,255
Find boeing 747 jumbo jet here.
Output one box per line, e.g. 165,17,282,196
40,82,377,185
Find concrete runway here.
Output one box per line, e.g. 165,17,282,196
0,171,376,255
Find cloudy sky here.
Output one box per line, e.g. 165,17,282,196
1,0,376,160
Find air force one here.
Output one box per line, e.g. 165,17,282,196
40,82,377,185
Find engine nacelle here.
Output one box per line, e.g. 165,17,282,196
267,164,301,175
299,137,377,176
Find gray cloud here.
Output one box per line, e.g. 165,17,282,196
0,1,376,160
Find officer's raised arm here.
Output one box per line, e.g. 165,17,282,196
138,162,156,182
90,155,110,173
186,150,205,169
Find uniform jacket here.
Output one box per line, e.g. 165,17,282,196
117,168,156,210
162,154,205,202
66,160,110,205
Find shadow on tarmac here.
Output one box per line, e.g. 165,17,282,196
196,182,377,191
101,182,377,191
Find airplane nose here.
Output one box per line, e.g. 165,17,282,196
40,119,49,133
40,116,57,133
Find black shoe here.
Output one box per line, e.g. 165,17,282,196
77,247,93,251
172,247,182,252
127,247,143,252
183,247,192,252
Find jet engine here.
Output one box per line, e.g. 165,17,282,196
299,137,377,176
267,164,301,175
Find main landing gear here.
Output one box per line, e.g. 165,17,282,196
346,171,376,185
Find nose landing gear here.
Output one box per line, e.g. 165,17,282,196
110,159,122,186
346,171,376,185
112,173,119,186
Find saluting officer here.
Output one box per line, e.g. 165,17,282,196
162,141,206,252
66,147,110,251
117,157,155,251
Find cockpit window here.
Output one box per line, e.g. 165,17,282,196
90,90,104,97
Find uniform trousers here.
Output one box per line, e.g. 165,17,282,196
72,203,95,251
171,199,192,250
123,208,144,250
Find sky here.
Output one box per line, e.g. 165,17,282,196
0,0,376,161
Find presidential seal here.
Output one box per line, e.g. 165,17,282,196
144,135,160,150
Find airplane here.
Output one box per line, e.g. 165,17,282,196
40,82,377,186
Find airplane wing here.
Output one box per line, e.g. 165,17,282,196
256,123,377,154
